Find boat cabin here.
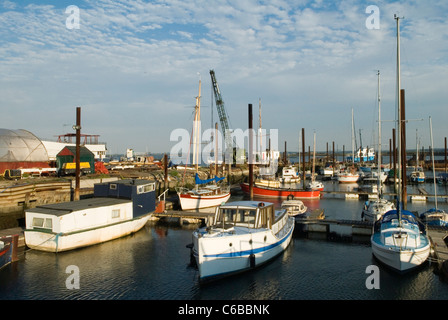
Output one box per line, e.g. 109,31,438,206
212,201,277,229
94,179,156,218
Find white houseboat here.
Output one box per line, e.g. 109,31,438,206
24,179,156,252
190,201,294,282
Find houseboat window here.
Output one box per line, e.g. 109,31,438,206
32,217,52,230
112,209,120,218
137,184,155,194
110,184,117,190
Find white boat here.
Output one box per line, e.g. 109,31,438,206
337,171,360,183
307,180,324,191
371,210,430,272
410,130,425,183
410,169,425,183
24,179,156,252
281,199,307,217
419,117,448,227
371,16,430,273
177,175,231,210
362,198,396,222
361,70,396,222
177,80,231,211
339,109,360,184
191,201,294,282
281,165,301,183
420,208,448,227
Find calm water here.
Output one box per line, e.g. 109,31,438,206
1,177,448,301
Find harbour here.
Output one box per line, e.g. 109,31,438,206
2,3,448,307
1,174,448,301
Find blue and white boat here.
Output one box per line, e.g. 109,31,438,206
371,16,430,273
420,208,448,227
191,201,294,282
371,209,430,272
420,117,448,227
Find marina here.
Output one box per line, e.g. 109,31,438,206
1,5,448,305
1,177,448,302
0,174,447,300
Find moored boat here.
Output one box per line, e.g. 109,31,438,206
370,16,430,273
240,182,320,199
177,186,231,211
190,201,294,281
24,179,156,252
371,209,430,272
281,199,307,217
0,235,18,269
337,171,360,183
362,198,396,222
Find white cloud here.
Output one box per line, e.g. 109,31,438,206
0,0,447,154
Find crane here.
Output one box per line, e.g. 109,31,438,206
210,70,232,162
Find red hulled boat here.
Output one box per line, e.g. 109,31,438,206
240,182,321,199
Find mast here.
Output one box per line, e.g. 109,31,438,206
377,70,382,197
312,131,316,182
395,14,402,220
430,117,438,210
193,80,201,173
351,108,355,164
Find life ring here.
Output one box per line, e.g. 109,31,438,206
287,194,294,200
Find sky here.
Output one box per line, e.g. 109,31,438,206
0,0,447,158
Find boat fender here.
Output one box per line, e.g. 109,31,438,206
249,254,256,268
287,194,294,200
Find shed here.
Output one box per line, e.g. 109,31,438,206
56,145,95,174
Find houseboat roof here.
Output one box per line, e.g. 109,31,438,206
220,201,274,209
25,197,131,217
96,179,155,186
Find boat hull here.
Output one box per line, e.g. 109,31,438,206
178,192,231,210
240,183,320,199
193,218,294,281
337,174,360,183
371,234,430,272
24,213,151,252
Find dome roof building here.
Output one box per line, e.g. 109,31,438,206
0,129,51,174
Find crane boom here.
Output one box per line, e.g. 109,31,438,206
210,70,230,132
210,70,232,161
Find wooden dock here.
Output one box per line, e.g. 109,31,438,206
151,208,215,225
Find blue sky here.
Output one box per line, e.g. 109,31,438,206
1,0,447,156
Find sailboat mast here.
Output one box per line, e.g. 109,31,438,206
193,80,202,173
430,117,438,210
395,14,402,219
352,108,355,164
377,70,382,196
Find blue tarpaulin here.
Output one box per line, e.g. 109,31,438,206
195,173,226,185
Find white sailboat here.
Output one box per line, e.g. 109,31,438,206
307,132,324,191
362,70,396,222
370,15,430,272
420,117,448,226
410,129,425,183
191,201,294,281
177,80,231,210
338,109,360,183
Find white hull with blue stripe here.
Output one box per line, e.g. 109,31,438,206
192,201,294,281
